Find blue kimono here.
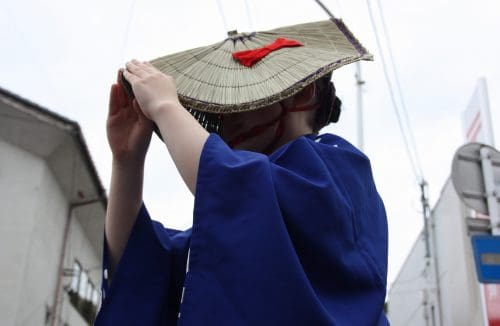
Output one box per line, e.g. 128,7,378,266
95,133,389,325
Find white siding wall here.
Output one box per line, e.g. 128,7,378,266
1,139,102,326
0,139,50,325
432,180,485,326
387,233,428,325
388,179,487,325
60,212,102,326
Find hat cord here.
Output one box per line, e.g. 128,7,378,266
227,102,320,154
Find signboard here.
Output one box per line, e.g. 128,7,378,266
462,78,495,146
451,142,500,218
472,235,500,283
458,78,500,326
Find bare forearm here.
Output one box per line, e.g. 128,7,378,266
153,102,209,194
105,159,145,279
121,61,209,194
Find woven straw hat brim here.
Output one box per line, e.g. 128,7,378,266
150,18,372,114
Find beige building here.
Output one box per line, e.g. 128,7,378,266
387,178,497,325
388,79,500,326
0,87,106,325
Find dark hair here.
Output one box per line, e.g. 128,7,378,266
150,75,343,140
313,73,341,132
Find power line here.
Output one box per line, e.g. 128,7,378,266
375,0,424,179
215,0,230,32
0,3,62,108
314,0,337,19
243,0,254,31
120,0,138,64
366,0,424,184
334,0,344,18
366,4,443,324
401,302,425,326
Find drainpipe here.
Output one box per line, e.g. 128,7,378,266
50,197,102,326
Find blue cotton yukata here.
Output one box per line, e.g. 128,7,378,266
95,133,390,325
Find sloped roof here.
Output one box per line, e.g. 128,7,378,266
0,86,107,252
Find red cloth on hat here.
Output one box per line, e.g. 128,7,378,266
232,37,303,67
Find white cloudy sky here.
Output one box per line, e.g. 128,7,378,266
1,0,499,287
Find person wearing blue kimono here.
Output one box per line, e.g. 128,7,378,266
95,19,389,325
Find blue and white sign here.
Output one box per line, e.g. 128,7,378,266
471,235,500,283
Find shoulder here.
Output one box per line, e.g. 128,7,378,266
270,132,369,165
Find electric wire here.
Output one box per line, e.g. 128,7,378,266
120,0,138,64
313,0,337,19
401,302,425,325
375,0,424,179
243,0,255,31
333,0,344,18
0,3,61,108
366,0,424,184
215,0,230,32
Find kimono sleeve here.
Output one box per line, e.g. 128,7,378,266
177,134,389,326
95,203,191,326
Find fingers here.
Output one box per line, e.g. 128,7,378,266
108,84,120,116
122,60,159,100
125,59,150,78
122,69,140,84
140,61,157,74
132,98,153,123
109,68,134,116
125,59,159,77
118,69,134,100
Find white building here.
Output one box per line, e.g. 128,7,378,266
0,87,107,326
388,78,500,326
387,179,492,325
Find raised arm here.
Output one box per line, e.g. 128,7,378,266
105,70,153,282
123,60,209,195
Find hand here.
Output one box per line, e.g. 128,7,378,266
123,59,181,121
107,69,153,165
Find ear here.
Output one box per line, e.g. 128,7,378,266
294,82,316,106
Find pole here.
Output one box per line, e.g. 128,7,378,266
478,146,500,326
355,62,365,151
313,0,366,152
51,198,103,326
420,181,443,326
480,146,500,235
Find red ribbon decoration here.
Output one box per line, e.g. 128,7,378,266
232,37,304,67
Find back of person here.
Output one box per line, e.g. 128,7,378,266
97,18,390,325
96,132,389,325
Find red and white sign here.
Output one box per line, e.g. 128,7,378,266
463,77,495,146
463,78,499,326
485,284,500,326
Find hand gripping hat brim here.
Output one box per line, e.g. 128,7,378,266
149,18,372,118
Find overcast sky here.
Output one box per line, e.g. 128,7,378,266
1,0,499,287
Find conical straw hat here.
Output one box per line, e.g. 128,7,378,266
150,18,372,117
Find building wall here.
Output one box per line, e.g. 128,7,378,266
432,179,485,326
0,138,50,325
0,139,102,326
60,209,102,326
387,232,428,325
387,179,486,325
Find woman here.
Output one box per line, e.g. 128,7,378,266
96,19,389,325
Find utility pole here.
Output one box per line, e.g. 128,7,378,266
355,62,365,151
312,0,366,151
420,181,443,326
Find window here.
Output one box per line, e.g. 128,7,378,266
70,261,81,293
78,270,88,299
67,259,100,325
92,288,99,306
86,281,94,301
